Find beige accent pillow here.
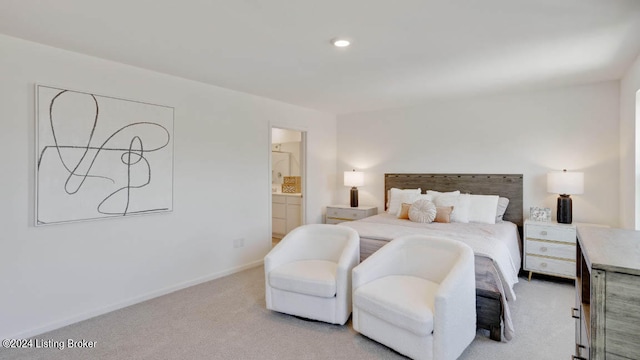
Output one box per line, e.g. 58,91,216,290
434,206,454,223
397,203,412,219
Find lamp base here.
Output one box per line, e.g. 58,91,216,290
350,187,359,208
557,194,572,224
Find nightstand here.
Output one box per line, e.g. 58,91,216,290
523,219,576,281
325,205,378,224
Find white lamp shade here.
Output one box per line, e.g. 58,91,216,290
547,171,584,195
344,171,364,187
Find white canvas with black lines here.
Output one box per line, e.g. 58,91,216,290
35,85,174,225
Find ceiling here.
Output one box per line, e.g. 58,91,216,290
2,0,640,114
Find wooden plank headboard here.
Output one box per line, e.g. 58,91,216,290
385,173,523,227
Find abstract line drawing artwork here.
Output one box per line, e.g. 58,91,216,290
36,85,174,225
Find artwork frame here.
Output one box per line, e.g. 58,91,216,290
35,84,174,225
530,207,551,222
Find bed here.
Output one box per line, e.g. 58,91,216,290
341,173,523,342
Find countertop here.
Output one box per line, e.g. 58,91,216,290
272,192,301,197
577,225,640,276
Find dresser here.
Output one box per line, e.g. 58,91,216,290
325,205,377,224
574,226,640,360
524,220,577,280
272,194,301,238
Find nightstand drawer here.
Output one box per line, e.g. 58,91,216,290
327,207,367,220
325,217,344,225
525,255,575,278
326,206,377,224
526,239,575,259
526,224,576,243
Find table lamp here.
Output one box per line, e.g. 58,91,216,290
547,169,584,224
344,170,364,208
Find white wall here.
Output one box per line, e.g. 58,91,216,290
337,82,620,227
0,34,337,338
620,53,640,229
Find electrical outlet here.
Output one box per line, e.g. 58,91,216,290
233,238,245,248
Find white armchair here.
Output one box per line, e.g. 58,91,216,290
352,235,476,360
264,224,360,325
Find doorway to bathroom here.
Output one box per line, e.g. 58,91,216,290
270,127,306,247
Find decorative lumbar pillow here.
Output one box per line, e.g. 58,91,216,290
397,203,412,219
408,199,437,223
434,193,470,223
469,194,500,224
434,206,454,223
387,188,421,216
496,197,510,222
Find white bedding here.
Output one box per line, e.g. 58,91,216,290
341,213,522,301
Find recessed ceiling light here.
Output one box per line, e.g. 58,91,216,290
332,39,351,48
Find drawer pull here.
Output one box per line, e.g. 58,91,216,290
540,246,548,252
571,308,580,319
540,231,548,236
352,213,357,217
541,262,547,268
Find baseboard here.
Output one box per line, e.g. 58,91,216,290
6,259,264,339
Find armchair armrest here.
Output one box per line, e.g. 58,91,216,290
433,245,476,360
352,240,404,289
265,224,359,274
336,234,360,278
264,231,305,273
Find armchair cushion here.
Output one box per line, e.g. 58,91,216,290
269,260,337,298
354,275,437,336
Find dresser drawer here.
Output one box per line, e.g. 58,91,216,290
604,272,640,359
327,207,367,220
526,239,575,260
527,224,576,243
525,255,575,278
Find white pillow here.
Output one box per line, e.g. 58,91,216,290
469,194,500,224
496,197,510,222
426,190,460,199
434,193,470,223
408,199,437,223
415,193,434,202
387,188,421,216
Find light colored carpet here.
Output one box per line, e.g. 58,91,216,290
0,266,574,359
